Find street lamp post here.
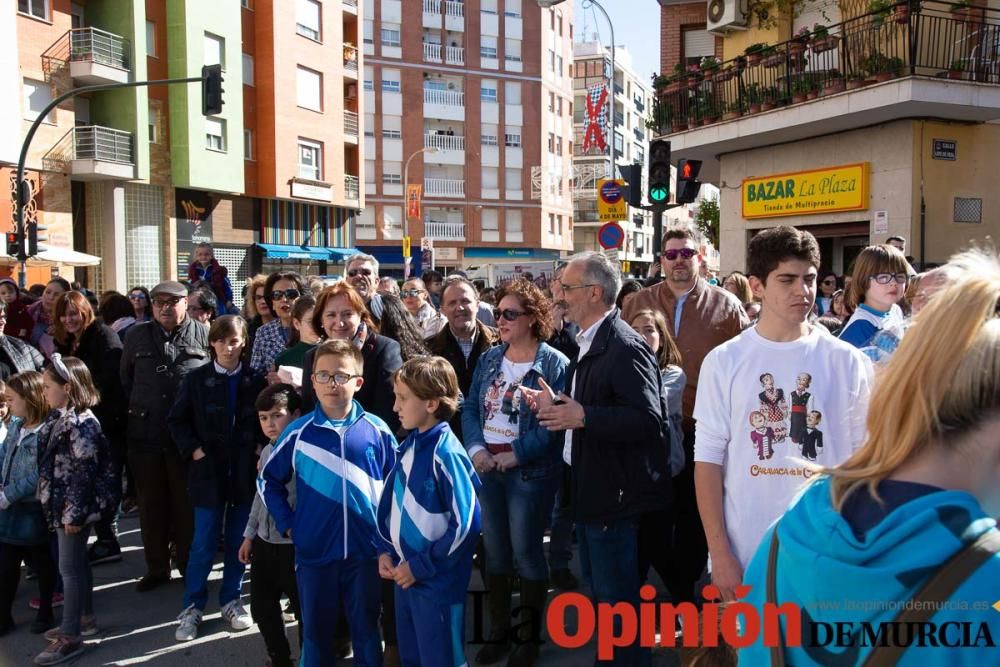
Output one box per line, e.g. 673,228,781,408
402,145,441,278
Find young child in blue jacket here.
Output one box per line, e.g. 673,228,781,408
377,357,482,667
259,340,397,667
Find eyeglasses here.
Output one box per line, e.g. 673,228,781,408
270,289,301,301
400,289,425,298
347,268,374,278
493,308,527,322
870,273,908,285
128,293,147,301
312,371,361,386
560,283,596,291
254,293,267,302
663,248,698,261
152,297,182,308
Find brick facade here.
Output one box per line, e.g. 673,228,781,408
660,2,724,75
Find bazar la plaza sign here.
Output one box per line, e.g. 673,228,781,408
742,162,869,219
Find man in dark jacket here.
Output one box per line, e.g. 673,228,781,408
121,281,210,592
425,276,498,440
531,251,668,667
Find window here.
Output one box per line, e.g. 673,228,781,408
23,79,54,124
148,103,159,143
298,139,322,180
382,68,401,93
244,129,253,160
146,21,156,57
506,210,522,241
480,80,498,102
363,79,374,91
242,54,254,85
205,117,226,151
296,66,322,111
204,32,225,69
556,55,563,75
384,206,403,232
555,136,562,154
482,123,498,145
481,0,497,13
505,168,521,191
480,36,498,59
548,213,556,235
505,81,521,105
18,0,47,19
482,167,498,189
547,133,554,153
548,50,555,72
504,128,521,148
364,113,375,136
557,10,562,35
557,97,563,115
363,19,374,44
296,0,322,41
482,210,499,241
382,115,401,139
504,0,521,18
381,24,401,48
614,131,624,154
383,161,402,185
504,38,521,62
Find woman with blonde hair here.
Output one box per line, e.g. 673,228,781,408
740,249,1000,666
723,271,759,320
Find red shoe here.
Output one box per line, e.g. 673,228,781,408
29,593,63,611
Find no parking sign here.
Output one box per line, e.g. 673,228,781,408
598,221,624,250
597,179,626,222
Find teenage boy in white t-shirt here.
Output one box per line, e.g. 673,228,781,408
693,226,873,601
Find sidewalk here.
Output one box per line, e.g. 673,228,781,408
1,514,681,665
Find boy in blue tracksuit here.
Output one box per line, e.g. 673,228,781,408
377,357,481,667
259,340,397,667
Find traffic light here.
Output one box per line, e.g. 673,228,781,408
676,159,703,204
647,140,671,206
202,64,224,116
5,229,23,261
27,223,47,257
618,163,642,208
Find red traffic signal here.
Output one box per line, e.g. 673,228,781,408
676,159,703,205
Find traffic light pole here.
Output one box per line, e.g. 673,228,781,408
14,75,203,287
651,202,684,262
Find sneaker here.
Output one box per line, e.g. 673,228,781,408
45,616,98,641
88,540,123,566
33,636,84,665
175,605,202,642
550,568,578,591
30,593,63,610
221,600,252,631
281,599,295,622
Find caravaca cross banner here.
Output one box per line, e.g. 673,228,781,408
741,163,869,219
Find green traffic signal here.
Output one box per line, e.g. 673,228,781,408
650,185,669,203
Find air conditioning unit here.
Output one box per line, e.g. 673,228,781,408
706,0,749,34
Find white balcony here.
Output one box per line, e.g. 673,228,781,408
445,1,464,31
343,45,359,77
344,110,359,143
42,27,132,85
445,45,464,65
424,221,466,240
424,177,465,198
423,43,442,63
423,0,441,28
424,88,465,121
424,133,465,165
344,175,360,202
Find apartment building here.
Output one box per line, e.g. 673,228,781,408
5,0,361,295
571,42,655,274
658,0,1000,273
358,0,574,276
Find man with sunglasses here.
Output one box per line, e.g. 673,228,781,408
621,227,750,606
121,281,211,592
345,254,384,324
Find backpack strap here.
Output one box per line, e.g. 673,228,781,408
766,527,786,667
861,528,1000,667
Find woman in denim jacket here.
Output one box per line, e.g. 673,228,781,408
461,280,568,667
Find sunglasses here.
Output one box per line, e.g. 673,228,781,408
493,308,527,322
128,293,147,301
400,289,425,298
270,289,301,301
312,371,361,386
870,273,908,285
348,268,374,277
663,248,698,261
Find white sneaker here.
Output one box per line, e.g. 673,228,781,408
221,600,252,631
175,605,202,642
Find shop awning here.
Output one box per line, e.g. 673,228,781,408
255,243,356,261
0,247,103,267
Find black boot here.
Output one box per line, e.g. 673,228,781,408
506,579,549,667
475,574,513,665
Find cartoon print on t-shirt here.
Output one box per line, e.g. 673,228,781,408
758,372,788,443
800,410,824,461
749,410,775,461
483,373,505,423
789,373,813,444
500,378,522,424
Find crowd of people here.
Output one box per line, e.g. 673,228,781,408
0,232,995,667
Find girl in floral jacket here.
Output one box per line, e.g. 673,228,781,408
34,355,118,666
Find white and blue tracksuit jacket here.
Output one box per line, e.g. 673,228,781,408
376,421,481,602
259,400,398,565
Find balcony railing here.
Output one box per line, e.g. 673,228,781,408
344,175,360,200
424,0,441,13
653,0,1000,135
74,126,134,163
343,45,359,74
424,177,465,197
69,27,130,69
445,1,464,18
424,88,464,107
445,45,465,65
424,221,466,240
423,43,442,62
344,110,359,137
424,133,465,151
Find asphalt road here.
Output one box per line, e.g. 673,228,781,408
1,514,682,666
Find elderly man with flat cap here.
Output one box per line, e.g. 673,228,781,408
121,281,211,592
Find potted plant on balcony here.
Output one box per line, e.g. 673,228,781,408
893,0,915,24
700,56,721,75
821,70,846,95
722,100,742,121
790,51,809,72
869,0,893,25
791,78,812,103
760,87,780,110
686,67,704,91
699,93,720,125
948,58,965,79
733,54,749,73
789,26,811,56
846,71,867,89
762,45,784,68
811,24,839,53
745,83,764,113
745,42,768,66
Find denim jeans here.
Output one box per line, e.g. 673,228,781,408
578,518,650,667
57,524,94,638
182,502,251,611
478,465,559,582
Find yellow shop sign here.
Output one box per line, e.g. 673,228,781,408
742,163,869,219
